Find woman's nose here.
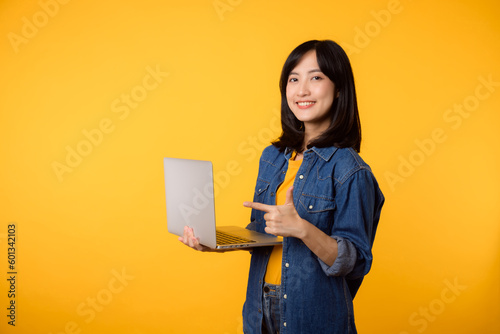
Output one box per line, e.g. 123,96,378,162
297,81,310,96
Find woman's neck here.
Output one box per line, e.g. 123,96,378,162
301,129,321,154
303,122,329,147
294,151,304,161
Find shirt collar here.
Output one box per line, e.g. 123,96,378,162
283,147,293,160
284,146,339,162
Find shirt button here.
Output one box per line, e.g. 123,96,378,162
282,171,286,174
285,263,289,268
299,175,304,179
308,205,313,210
284,322,287,327
271,192,275,196
258,308,262,313
283,294,287,299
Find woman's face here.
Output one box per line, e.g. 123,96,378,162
286,50,336,133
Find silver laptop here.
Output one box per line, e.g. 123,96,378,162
163,157,282,249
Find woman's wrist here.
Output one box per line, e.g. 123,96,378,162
297,218,310,240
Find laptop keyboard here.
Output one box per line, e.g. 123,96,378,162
216,231,256,245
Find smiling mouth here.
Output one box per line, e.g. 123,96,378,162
297,101,315,106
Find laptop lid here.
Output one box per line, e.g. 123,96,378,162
164,157,218,248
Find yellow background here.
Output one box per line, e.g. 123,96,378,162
1,0,499,333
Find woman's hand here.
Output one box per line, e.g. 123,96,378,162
243,186,307,239
244,186,338,266
178,226,211,252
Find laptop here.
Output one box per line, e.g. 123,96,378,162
163,157,282,249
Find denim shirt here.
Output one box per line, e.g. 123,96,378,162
243,145,384,334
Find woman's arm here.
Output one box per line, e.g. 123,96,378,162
296,220,338,266
244,186,338,265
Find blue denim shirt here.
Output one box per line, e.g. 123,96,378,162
243,145,384,334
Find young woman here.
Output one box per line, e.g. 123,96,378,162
180,40,384,334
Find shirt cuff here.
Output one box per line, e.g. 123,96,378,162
318,236,357,276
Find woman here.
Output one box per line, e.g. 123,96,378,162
180,40,384,334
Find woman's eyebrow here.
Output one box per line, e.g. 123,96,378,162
289,69,322,76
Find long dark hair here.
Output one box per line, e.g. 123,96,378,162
273,40,362,153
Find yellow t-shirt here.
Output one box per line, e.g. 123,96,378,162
264,155,302,285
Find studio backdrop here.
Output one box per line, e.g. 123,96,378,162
1,0,499,333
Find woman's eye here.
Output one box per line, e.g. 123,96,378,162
312,76,322,80
289,77,298,83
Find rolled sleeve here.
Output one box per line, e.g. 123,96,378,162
318,168,383,279
318,236,357,276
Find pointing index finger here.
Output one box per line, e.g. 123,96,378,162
243,201,273,213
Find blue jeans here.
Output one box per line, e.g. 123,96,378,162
262,282,281,334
